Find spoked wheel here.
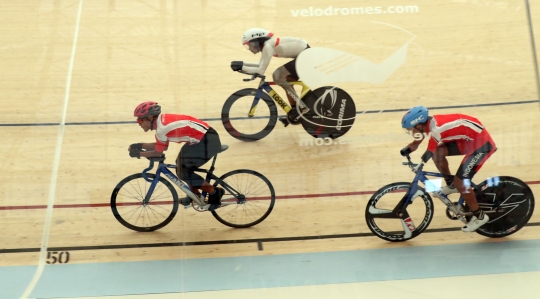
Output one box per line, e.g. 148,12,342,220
221,88,278,142
211,169,275,228
111,173,179,232
472,176,535,238
365,182,434,242
300,86,356,139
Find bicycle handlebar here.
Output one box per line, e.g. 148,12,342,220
402,155,422,173
141,155,166,182
237,70,266,81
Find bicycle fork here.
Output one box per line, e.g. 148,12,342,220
398,189,425,239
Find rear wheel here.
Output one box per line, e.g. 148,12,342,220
300,86,356,139
211,169,276,228
471,176,534,238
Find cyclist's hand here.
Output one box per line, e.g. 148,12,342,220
129,143,143,151
400,146,412,157
129,147,141,159
231,61,243,72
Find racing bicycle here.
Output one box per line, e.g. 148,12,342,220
365,154,535,242
221,71,356,142
110,145,276,232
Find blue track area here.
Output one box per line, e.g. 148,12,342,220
0,265,37,299
2,239,540,299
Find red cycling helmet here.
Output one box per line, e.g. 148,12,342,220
134,101,161,118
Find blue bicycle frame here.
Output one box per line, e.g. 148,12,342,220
401,160,482,210
139,157,211,206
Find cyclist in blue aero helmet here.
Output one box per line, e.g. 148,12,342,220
401,105,428,129
399,105,498,232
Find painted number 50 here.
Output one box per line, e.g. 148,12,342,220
46,251,70,264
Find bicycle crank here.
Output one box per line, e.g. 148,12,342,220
445,202,465,221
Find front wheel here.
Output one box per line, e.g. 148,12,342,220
473,176,535,238
221,88,278,142
111,173,179,232
365,182,434,242
211,169,276,228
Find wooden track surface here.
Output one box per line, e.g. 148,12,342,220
1,0,540,267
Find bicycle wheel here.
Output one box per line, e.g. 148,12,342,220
111,173,179,232
221,88,278,142
211,169,275,228
365,182,434,242
300,86,356,139
472,176,535,238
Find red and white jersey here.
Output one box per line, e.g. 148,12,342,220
154,114,210,152
425,114,494,153
242,37,308,75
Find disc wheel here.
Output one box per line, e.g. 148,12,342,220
300,86,356,139
472,176,535,238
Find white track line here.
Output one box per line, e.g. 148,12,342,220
20,1,84,298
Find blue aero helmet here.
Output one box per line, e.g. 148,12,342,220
401,106,428,129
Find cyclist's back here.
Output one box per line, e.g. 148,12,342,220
426,113,496,152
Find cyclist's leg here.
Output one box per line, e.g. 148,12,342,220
453,141,496,207
432,141,461,187
454,141,496,231
176,152,200,196
179,128,222,196
273,61,299,106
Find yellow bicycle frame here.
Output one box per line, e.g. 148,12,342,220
249,81,312,116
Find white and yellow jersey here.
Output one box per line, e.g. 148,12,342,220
241,37,308,75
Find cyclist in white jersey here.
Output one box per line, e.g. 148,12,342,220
231,28,310,126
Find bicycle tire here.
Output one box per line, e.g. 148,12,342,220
211,169,275,228
365,182,434,242
221,88,278,142
472,176,535,238
111,173,179,232
300,86,356,139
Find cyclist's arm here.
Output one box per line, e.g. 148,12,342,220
419,137,439,163
139,149,164,158
128,143,156,151
141,143,156,150
140,143,162,157
242,42,273,74
406,139,423,152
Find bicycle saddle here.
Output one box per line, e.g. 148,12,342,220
220,145,229,152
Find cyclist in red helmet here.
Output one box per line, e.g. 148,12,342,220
129,101,224,211
400,106,497,232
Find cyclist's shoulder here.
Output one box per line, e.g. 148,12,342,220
432,113,478,122
158,113,205,124
276,36,307,44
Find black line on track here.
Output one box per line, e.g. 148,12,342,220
2,222,540,254
1,100,537,127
